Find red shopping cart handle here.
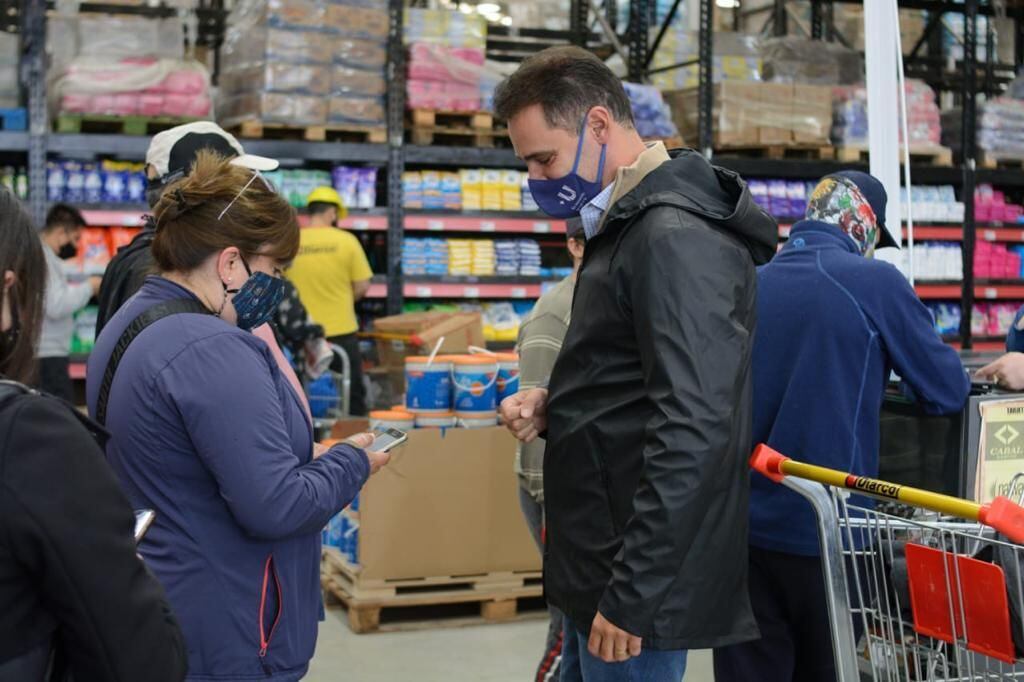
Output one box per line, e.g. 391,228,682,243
749,444,1024,543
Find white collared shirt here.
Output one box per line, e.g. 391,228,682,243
579,180,615,240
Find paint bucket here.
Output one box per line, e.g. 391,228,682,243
415,412,457,429
495,352,520,403
404,356,453,413
450,355,498,415
368,410,416,431
456,412,497,428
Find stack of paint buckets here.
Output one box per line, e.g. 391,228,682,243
368,352,519,430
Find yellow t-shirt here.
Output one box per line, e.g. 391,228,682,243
286,227,374,337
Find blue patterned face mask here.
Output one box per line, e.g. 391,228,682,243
225,256,284,331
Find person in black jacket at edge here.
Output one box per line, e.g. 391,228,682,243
497,46,776,681
0,186,187,681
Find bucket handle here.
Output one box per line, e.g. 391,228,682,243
450,366,499,393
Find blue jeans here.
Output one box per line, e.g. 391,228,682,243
560,618,688,682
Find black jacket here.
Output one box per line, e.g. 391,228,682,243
0,381,187,681
95,220,155,337
543,149,777,650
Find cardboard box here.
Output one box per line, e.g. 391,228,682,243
351,426,541,581
758,83,793,146
372,311,485,368
792,84,833,145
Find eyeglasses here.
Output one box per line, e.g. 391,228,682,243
218,169,277,221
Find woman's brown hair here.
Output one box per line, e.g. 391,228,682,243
0,187,46,384
152,150,299,273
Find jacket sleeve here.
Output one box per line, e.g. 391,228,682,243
597,223,754,636
161,333,370,540
871,266,970,415
2,396,186,682
45,255,93,320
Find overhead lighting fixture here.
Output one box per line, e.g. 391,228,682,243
500,16,512,26
715,0,740,7
459,3,473,14
476,2,501,14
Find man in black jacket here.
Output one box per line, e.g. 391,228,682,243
497,47,776,680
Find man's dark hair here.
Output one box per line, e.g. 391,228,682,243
44,203,86,233
493,46,634,131
308,201,338,217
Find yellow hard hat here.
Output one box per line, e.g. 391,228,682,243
306,186,347,220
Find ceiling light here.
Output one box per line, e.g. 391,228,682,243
476,2,501,13
459,3,473,14
500,16,512,26
715,0,740,7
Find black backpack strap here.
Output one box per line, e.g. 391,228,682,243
95,299,211,427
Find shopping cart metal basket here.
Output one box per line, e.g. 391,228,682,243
305,343,351,441
750,445,1024,681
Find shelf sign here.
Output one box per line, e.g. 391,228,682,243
984,288,999,300
464,287,480,297
427,219,445,231
352,219,370,229
415,286,433,297
532,222,551,233
480,221,496,232
984,230,997,242
510,287,528,298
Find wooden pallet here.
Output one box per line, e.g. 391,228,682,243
835,144,954,166
321,548,544,634
978,151,1024,170
715,143,836,160
55,113,204,136
407,108,510,148
226,119,387,144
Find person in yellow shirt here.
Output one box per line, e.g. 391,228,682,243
287,187,374,415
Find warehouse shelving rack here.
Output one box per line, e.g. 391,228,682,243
4,0,1024,349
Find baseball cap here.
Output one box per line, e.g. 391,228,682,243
145,121,279,182
828,170,899,249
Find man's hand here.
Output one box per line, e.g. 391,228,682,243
977,353,1024,390
343,432,391,475
499,388,548,443
588,612,642,663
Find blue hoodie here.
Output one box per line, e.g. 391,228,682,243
86,276,370,681
750,220,970,556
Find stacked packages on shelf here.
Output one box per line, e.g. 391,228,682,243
402,238,449,276
263,167,378,209
976,184,1024,223
747,180,816,221
0,166,28,200
495,240,542,277
404,9,487,112
447,239,495,276
47,160,146,204
649,30,762,92
900,185,964,223
912,242,963,282
926,303,961,337
219,0,388,128
622,82,679,140
0,31,17,109
49,15,212,119
973,303,1021,338
402,168,530,211
833,79,941,147
401,238,544,278
975,241,1024,280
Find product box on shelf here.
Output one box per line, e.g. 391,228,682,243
327,418,540,581
372,311,486,369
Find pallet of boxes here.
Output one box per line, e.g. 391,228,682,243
321,311,543,634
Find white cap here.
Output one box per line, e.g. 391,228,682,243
145,121,279,180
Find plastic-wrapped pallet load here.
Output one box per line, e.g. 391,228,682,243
0,31,18,109
218,0,387,128
649,31,762,92
404,9,487,112
835,79,942,147
622,82,678,140
943,73,1024,161
49,15,212,119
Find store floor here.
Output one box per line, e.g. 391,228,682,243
306,609,714,681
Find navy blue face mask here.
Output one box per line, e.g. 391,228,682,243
224,256,284,331
527,113,607,219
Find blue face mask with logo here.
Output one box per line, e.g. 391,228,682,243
527,114,607,219
225,256,285,331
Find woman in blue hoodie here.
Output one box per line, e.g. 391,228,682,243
87,151,387,681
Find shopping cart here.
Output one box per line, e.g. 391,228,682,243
750,445,1024,681
305,343,351,441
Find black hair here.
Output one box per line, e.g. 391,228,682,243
44,203,86,233
307,201,338,217
0,188,46,383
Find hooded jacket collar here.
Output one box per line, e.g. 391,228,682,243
785,219,862,256
595,141,671,233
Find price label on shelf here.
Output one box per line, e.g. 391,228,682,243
480,221,496,232
532,222,551,233
352,219,370,230
415,286,433,297
984,230,997,241
464,287,480,298
427,219,445,231
122,216,139,226
984,288,999,300
510,287,528,298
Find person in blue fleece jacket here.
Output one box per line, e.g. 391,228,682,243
714,170,970,682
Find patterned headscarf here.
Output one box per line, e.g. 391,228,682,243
805,175,880,257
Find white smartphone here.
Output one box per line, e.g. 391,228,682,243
371,427,409,453
134,509,156,543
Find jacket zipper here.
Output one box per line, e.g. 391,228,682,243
258,554,283,674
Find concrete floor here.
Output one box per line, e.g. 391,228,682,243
305,608,715,681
